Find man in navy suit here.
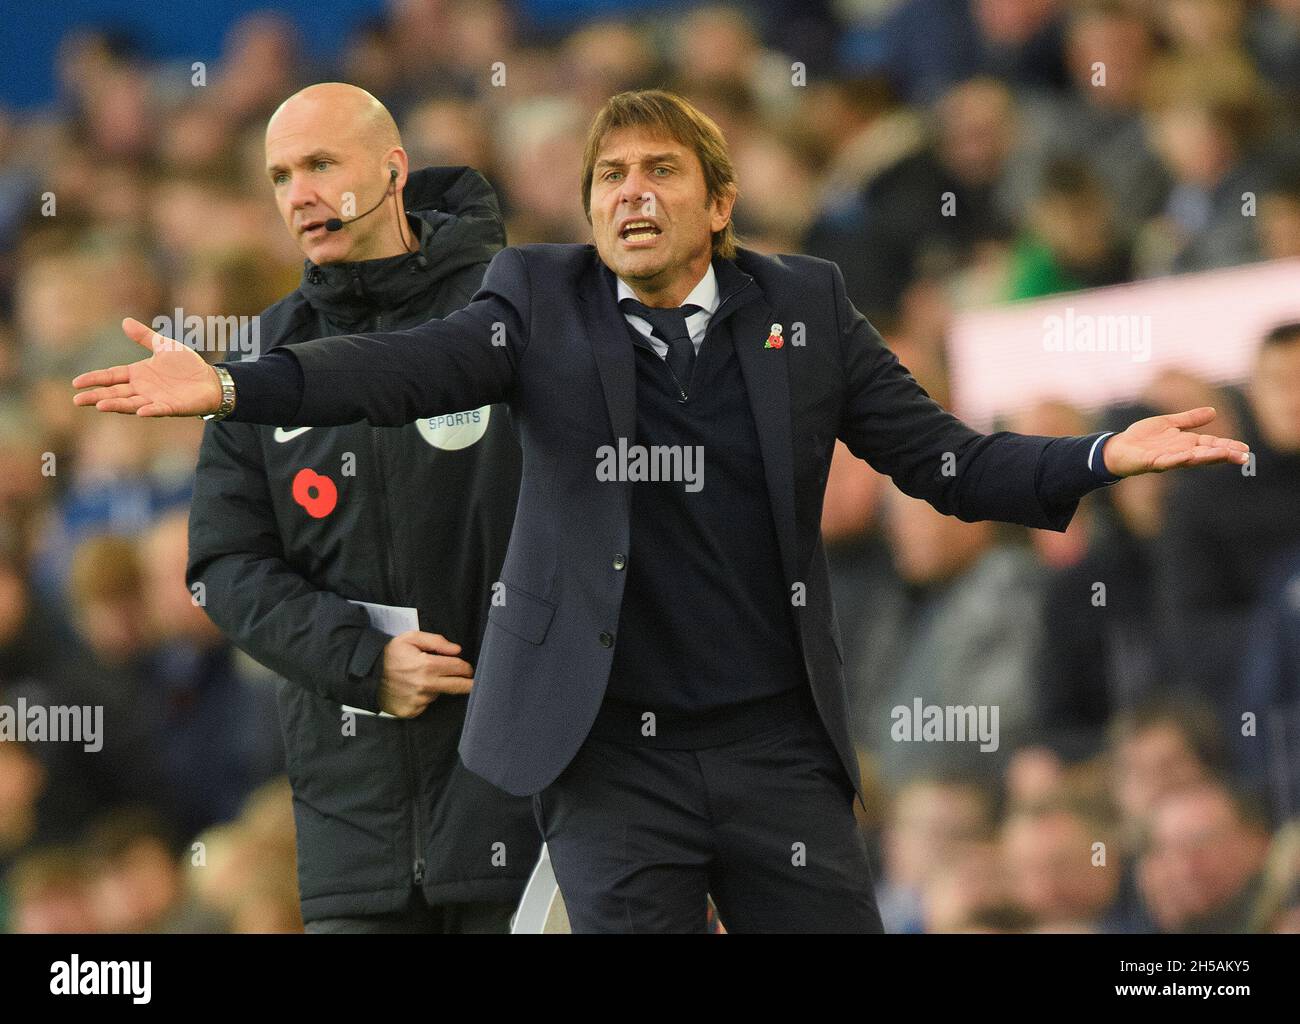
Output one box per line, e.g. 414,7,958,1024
75,90,1249,933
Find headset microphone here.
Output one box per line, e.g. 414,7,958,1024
324,168,398,232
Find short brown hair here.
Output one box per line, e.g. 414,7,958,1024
69,534,142,608
1143,53,1270,151
580,89,740,259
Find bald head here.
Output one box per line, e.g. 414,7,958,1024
264,82,412,264
267,82,401,154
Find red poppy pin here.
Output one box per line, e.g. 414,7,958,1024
764,323,784,349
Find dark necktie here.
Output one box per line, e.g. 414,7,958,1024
619,297,704,398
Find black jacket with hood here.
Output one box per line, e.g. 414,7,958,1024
186,166,538,922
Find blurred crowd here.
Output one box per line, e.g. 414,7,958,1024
1,0,1299,933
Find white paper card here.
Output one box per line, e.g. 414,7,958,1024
340,599,419,719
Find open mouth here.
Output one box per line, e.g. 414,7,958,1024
300,220,326,235
620,219,662,242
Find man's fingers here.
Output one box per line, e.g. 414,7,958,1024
1198,433,1250,454
1155,446,1240,471
1179,439,1249,465
1196,446,1240,464
425,655,474,677
72,366,131,392
1164,406,1216,430
79,382,138,404
95,396,151,415
122,317,156,351
122,316,178,353
402,630,463,655
428,674,473,696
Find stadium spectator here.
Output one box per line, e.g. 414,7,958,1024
849,484,1044,788
1108,699,1227,845
1000,800,1128,930
5,846,98,933
875,776,997,932
1002,157,1132,300
1235,545,1300,819
1137,780,1271,932
1016,1,1169,230
1155,322,1300,697
807,76,1024,323
1032,404,1170,762
137,512,284,840
1138,52,1273,274
82,810,184,933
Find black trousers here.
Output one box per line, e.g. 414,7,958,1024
305,893,516,934
533,687,884,933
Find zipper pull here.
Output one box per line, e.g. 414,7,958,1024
413,858,426,885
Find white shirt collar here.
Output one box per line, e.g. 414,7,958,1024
615,263,720,317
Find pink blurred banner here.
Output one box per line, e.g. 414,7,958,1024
946,258,1300,429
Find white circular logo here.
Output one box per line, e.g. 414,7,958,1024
415,405,492,450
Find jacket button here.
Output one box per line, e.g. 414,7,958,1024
612,554,626,570
598,631,614,648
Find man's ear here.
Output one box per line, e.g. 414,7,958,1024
385,148,410,192
710,184,738,232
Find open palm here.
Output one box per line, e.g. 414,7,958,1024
1102,406,1250,475
72,318,222,417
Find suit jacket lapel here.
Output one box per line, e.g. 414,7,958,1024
579,252,636,443
722,279,800,588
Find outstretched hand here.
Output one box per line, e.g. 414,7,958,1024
1102,406,1250,476
72,318,222,417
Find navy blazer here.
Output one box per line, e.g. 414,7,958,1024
224,243,1115,798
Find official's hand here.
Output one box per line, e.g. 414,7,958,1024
377,631,474,719
72,318,222,417
1102,406,1250,476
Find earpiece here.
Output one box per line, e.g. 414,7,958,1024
325,169,401,233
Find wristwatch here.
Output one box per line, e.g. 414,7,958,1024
202,365,237,422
